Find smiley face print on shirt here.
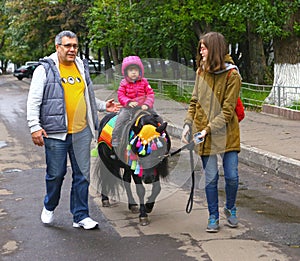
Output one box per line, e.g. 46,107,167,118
61,76,82,85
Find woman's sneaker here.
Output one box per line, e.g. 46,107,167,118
206,215,219,233
224,207,238,228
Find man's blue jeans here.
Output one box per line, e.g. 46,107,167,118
43,127,92,223
201,151,239,220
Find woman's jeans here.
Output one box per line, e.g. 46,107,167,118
43,127,92,223
201,151,239,220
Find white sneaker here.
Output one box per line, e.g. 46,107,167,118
41,207,54,224
73,217,98,230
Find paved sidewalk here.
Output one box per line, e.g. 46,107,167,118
95,86,300,183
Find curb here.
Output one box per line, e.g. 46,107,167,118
167,124,300,185
239,145,300,184
262,104,300,121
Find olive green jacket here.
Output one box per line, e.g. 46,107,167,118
184,54,241,155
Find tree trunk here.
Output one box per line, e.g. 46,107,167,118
159,49,168,78
110,47,119,68
247,24,269,84
102,46,113,81
170,45,181,79
97,48,101,74
265,9,300,106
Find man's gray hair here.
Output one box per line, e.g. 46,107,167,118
55,30,78,45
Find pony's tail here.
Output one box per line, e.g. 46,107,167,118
157,157,169,179
93,143,123,199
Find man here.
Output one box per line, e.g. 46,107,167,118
27,30,119,229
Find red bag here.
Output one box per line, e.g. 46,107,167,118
235,97,245,122
227,69,245,122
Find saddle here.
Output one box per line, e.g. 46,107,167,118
98,109,168,176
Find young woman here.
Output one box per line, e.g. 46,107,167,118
182,32,242,233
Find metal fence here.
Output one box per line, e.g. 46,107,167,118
113,75,300,110
240,82,273,109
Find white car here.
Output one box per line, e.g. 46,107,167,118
25,61,39,66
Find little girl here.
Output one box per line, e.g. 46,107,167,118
112,56,156,147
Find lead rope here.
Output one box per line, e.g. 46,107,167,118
185,132,195,214
167,135,195,214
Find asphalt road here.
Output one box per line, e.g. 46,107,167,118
0,75,299,261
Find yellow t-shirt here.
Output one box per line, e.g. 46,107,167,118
60,63,87,133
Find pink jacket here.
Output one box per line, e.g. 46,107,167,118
118,56,155,108
117,78,155,108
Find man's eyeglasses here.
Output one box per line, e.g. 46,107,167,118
59,43,79,49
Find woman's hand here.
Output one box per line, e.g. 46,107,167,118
181,124,191,144
193,130,207,144
198,130,207,139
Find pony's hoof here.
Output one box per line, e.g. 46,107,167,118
145,202,155,213
139,216,149,226
129,204,139,214
102,199,110,207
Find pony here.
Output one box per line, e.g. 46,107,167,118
94,109,171,225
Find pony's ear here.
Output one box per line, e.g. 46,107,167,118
156,122,167,133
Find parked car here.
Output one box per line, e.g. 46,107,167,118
25,61,39,66
13,63,39,80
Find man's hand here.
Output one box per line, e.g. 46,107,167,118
31,129,48,146
106,98,121,112
128,101,138,108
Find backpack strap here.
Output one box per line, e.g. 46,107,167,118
227,68,235,79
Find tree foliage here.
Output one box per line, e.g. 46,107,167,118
0,0,299,84
4,0,91,64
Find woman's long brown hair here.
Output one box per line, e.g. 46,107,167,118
196,32,229,74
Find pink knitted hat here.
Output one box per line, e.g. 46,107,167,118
121,56,144,81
